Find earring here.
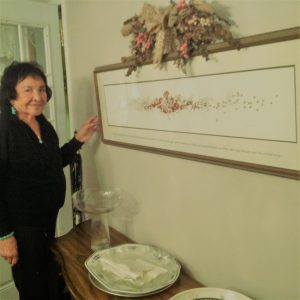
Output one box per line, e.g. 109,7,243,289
11,106,16,115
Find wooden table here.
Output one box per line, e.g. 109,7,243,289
51,221,204,299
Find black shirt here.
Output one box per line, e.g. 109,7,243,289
0,113,83,236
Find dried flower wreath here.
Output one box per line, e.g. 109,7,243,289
121,0,239,76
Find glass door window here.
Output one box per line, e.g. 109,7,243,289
0,23,20,71
21,26,46,69
0,22,55,125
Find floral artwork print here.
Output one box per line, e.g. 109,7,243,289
102,65,296,143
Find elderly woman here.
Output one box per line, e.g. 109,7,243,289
0,61,98,300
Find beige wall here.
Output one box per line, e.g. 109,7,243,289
61,1,300,299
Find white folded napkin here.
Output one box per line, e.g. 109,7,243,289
100,257,168,281
101,257,142,280
135,258,168,280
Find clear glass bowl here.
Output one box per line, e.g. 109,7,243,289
72,187,122,214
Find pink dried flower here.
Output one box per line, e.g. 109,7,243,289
179,42,188,52
145,38,151,49
179,42,189,59
135,32,147,45
177,0,187,9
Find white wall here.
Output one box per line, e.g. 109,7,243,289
61,1,300,299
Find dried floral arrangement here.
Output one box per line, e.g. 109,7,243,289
121,0,239,76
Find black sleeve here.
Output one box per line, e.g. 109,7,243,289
0,118,13,237
60,137,84,168
43,117,84,168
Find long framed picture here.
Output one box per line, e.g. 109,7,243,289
94,30,300,180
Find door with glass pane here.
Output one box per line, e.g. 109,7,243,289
0,1,71,298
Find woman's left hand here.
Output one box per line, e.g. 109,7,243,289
75,115,99,143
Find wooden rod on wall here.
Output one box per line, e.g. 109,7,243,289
94,26,300,73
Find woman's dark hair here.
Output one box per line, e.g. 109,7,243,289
0,61,52,115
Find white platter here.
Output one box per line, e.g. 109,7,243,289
85,243,181,295
170,287,253,300
88,273,174,297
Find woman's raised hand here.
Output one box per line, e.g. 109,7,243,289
75,116,99,143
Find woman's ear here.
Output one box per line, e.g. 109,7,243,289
9,100,17,115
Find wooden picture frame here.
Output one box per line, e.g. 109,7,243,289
94,27,300,180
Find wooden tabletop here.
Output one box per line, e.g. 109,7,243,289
51,220,204,300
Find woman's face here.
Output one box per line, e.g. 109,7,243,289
10,76,48,119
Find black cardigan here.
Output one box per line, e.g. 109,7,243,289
0,113,83,237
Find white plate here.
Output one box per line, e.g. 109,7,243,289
85,243,181,295
88,273,174,297
170,287,253,300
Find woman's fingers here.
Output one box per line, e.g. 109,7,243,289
0,236,18,265
87,116,99,128
11,255,19,266
4,254,18,265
